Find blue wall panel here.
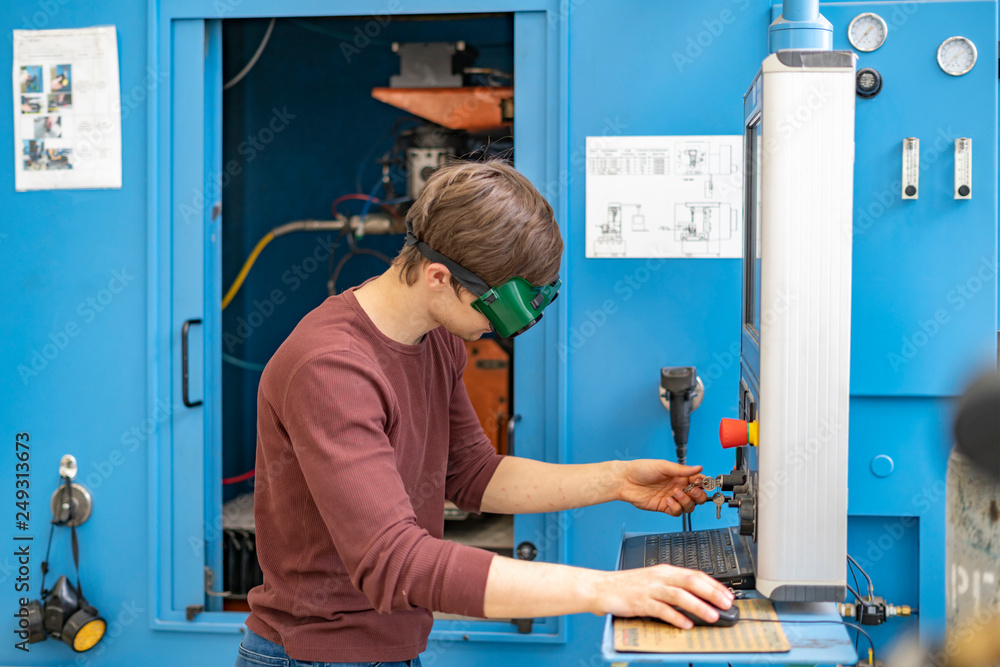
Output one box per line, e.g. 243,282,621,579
0,1,228,665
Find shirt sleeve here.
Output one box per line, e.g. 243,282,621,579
444,339,506,513
280,351,495,617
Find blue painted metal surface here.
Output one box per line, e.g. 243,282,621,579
0,2,995,666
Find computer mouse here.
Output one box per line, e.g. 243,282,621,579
673,601,740,627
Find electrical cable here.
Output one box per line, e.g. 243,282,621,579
741,618,875,666
223,231,274,309
222,353,267,372
223,18,276,91
847,558,862,599
331,193,404,224
846,583,865,603
221,220,353,310
358,178,383,224
847,554,874,601
222,469,255,485
329,245,393,296
288,17,393,46
848,558,863,654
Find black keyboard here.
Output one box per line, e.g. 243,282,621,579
619,527,756,589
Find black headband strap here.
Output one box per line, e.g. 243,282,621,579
404,224,491,297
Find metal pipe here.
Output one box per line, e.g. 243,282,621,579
782,0,819,22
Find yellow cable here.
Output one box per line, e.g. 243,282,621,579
221,232,275,310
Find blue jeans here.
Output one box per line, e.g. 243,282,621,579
235,628,422,667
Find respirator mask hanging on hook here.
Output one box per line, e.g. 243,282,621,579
24,473,105,652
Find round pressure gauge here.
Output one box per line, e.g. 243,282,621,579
937,36,977,76
848,12,888,52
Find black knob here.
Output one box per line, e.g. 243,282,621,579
739,499,755,536
905,185,917,197
720,470,747,492
958,185,971,197
516,541,537,561
855,68,883,99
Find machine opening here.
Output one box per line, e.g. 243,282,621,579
215,13,517,617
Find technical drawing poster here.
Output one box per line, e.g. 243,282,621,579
12,26,122,191
586,135,743,258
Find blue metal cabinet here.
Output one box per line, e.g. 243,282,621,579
0,1,996,665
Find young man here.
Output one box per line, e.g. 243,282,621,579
236,161,733,667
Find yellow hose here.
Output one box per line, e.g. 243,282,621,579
221,232,275,310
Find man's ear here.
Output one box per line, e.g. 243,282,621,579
424,262,453,292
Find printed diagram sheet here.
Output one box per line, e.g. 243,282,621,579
13,26,122,191
586,136,743,258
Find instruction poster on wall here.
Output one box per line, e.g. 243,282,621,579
12,26,122,191
586,135,743,258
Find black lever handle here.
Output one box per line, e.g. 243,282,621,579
181,318,202,408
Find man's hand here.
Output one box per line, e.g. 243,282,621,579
618,459,708,516
591,564,735,628
484,555,734,627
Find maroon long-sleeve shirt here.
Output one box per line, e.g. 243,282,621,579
245,285,504,662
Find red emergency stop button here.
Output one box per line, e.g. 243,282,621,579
719,419,759,448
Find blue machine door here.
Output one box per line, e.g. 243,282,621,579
152,16,225,627
151,5,566,642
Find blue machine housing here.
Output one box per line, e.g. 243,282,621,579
0,1,996,665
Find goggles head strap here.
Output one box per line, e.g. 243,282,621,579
404,222,491,297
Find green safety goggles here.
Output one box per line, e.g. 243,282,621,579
405,226,561,338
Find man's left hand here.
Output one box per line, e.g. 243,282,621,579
618,460,708,516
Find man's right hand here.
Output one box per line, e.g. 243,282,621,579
589,565,735,629
483,555,734,627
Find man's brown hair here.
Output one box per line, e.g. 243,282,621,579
396,160,563,292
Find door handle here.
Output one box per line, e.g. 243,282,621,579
181,318,203,408
506,414,521,456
